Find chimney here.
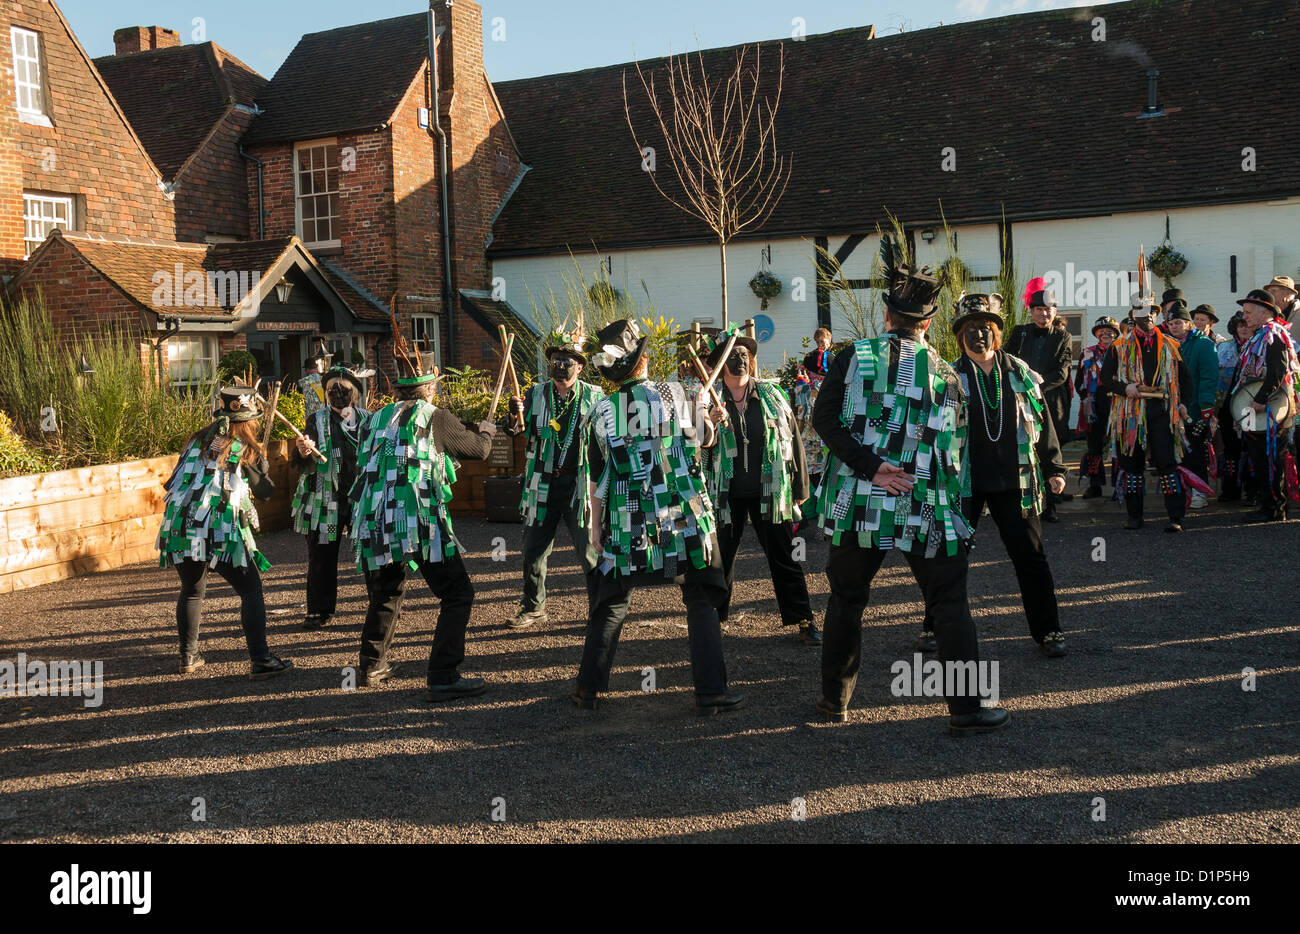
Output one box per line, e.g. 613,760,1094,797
113,26,181,56
1140,67,1163,117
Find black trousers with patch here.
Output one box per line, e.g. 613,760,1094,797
359,553,475,686
1117,404,1185,521
822,542,981,715
715,495,813,627
305,534,344,617
174,558,270,663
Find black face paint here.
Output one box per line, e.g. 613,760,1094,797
550,357,580,381
326,381,355,410
726,349,750,376
964,325,992,353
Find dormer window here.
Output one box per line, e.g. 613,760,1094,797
10,27,51,125
293,139,340,248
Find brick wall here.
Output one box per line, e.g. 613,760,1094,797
0,0,176,273
8,237,150,338
174,107,257,242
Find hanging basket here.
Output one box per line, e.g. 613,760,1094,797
749,270,782,310
1148,243,1188,284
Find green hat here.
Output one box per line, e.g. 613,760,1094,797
695,323,759,367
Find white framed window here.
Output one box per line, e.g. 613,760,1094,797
166,336,217,386
22,192,72,257
411,314,441,367
293,139,341,247
10,27,48,120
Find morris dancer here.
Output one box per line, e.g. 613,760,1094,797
572,318,740,715
916,295,1068,658
291,363,372,629
505,326,602,629
157,384,292,679
1166,303,1219,509
813,249,1007,735
299,341,331,420
1075,316,1120,499
351,340,498,696
1101,295,1198,532
698,323,816,645
794,327,833,529
1231,289,1300,523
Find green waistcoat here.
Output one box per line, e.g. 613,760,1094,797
956,352,1048,517
707,378,799,524
292,405,371,543
519,379,602,527
815,335,971,557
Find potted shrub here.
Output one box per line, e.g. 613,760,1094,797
749,269,782,310
1148,243,1188,288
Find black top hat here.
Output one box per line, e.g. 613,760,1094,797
1190,303,1218,323
214,381,261,422
1027,289,1057,309
1091,315,1122,337
950,293,1006,335
1237,289,1280,316
1161,288,1186,308
587,318,648,382
883,265,946,320
699,325,759,367
322,364,369,399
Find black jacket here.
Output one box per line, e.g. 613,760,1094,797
1006,323,1073,393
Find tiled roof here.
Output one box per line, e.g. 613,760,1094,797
94,43,266,179
318,260,392,323
490,0,1300,254
458,290,541,379
242,12,432,145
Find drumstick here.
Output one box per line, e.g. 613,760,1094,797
255,392,326,462
489,333,514,420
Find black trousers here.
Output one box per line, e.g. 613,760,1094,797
822,543,981,715
1181,424,1211,488
520,473,595,615
1117,404,1185,521
1082,396,1111,486
359,553,475,685
576,562,729,696
1218,399,1250,497
1243,431,1288,516
305,534,344,616
716,495,813,626
921,490,1060,643
174,558,270,663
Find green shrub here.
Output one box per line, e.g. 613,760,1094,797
269,388,307,441
0,411,52,478
217,349,258,381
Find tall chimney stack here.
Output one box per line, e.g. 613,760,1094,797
113,26,181,56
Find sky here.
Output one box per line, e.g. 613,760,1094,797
57,0,1123,82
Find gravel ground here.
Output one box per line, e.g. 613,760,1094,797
2,484,1297,844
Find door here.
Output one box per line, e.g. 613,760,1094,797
246,334,280,381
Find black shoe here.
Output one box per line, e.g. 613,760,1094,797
948,707,1010,737
695,692,744,716
249,656,293,681
361,660,398,687
1042,506,1060,523
302,612,332,631
570,685,598,710
1244,509,1285,524
815,698,848,723
425,676,488,701
1164,520,1184,533
508,608,548,630
179,653,205,674
1218,489,1241,503
915,631,938,653
797,621,823,646
1082,485,1103,499
1123,515,1143,530
1039,631,1066,658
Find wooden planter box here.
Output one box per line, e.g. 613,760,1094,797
447,433,527,518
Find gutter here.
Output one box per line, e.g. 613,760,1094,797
238,145,265,239
429,8,455,364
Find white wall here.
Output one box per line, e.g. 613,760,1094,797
492,198,1300,374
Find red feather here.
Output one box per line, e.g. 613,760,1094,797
1022,276,1046,309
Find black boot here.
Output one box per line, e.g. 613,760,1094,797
1123,494,1143,530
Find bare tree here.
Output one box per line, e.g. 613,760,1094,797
623,43,792,327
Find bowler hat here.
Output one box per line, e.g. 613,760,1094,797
1237,289,1280,315
1190,303,1218,323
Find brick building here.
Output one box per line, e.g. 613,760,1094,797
4,0,538,390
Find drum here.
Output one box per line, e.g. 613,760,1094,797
1230,380,1291,430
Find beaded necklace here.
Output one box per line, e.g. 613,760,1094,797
549,382,580,464
973,360,1004,442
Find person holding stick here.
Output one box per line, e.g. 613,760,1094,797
156,383,293,680
693,323,817,646
571,317,741,715
291,363,373,629
349,333,498,696
504,325,603,629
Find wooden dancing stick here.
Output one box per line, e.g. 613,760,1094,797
259,380,281,450
489,332,514,421
701,330,739,397
685,343,726,412
497,325,522,400
255,391,326,462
